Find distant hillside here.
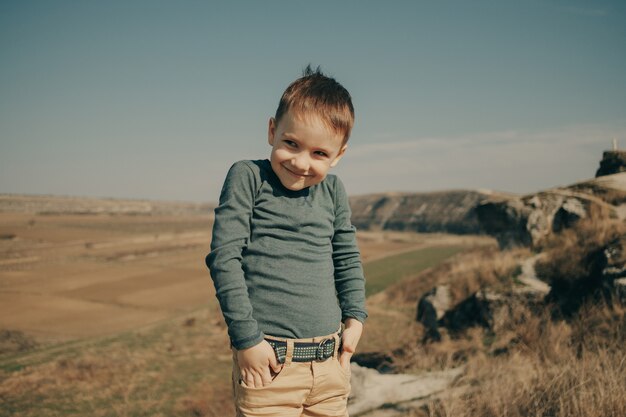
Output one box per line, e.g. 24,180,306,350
0,194,213,216
349,189,516,234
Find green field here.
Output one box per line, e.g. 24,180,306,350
363,245,465,296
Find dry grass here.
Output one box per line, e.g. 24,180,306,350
390,211,626,417
0,308,235,417
174,384,234,417
0,330,38,355
411,301,626,417
568,182,626,206
536,206,626,315
372,244,531,372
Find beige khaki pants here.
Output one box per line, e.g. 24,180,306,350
231,325,351,417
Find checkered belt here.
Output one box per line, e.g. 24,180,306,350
265,336,340,363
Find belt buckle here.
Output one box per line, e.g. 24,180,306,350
315,338,333,361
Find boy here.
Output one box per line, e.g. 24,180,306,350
206,66,368,417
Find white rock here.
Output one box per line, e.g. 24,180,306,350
348,364,464,416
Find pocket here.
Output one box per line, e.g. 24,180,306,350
329,356,351,397
234,363,296,408
333,356,352,381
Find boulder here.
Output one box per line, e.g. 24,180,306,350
416,285,451,341
440,289,502,333
543,234,626,314
552,198,587,232
433,286,545,337
351,351,396,374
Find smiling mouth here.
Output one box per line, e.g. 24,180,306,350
284,166,311,178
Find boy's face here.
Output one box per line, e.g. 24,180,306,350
268,109,347,191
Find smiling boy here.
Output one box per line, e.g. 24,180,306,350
206,65,367,417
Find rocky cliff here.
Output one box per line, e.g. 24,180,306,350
350,169,626,250
475,172,626,248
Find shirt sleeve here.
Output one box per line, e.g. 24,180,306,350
205,161,265,350
332,176,369,324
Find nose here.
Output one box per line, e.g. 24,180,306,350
291,153,309,173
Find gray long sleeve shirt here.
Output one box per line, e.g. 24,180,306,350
206,159,368,350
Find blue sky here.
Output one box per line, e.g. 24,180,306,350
1,0,625,203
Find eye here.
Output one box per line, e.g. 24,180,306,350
314,151,328,157
284,140,297,147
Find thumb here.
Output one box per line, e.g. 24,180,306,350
339,336,355,368
339,349,353,368
271,361,283,372
341,337,356,354
268,351,282,372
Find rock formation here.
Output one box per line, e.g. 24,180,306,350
596,150,626,177
475,173,626,249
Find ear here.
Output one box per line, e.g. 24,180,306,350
330,144,348,168
268,117,277,146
